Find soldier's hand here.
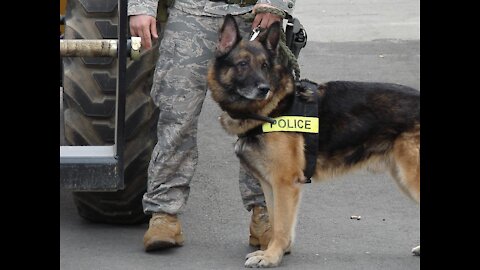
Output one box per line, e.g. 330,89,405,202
129,15,158,49
252,4,282,29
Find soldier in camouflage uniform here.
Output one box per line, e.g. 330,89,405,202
128,0,296,251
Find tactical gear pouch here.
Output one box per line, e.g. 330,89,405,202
285,17,307,59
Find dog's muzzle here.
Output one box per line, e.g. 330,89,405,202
257,83,270,97
236,83,271,100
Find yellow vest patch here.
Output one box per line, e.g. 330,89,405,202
262,116,319,133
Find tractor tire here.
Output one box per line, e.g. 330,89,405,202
62,0,160,224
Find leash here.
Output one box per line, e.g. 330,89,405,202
239,8,316,182
242,7,302,80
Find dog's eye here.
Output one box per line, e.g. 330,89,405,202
262,63,269,69
237,61,248,67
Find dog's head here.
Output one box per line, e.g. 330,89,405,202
208,14,284,111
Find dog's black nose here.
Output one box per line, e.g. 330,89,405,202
257,84,270,94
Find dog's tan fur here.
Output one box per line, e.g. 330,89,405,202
207,15,420,267
229,119,420,267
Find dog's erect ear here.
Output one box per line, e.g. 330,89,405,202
216,14,241,57
262,21,281,54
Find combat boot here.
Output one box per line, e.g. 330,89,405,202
249,205,272,250
143,213,184,251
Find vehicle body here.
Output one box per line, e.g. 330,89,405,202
60,0,168,224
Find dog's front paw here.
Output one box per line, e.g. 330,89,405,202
411,245,420,256
245,250,282,268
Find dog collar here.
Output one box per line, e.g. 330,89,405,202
227,111,276,124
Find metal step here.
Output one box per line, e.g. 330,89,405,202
60,145,116,163
60,145,123,191
60,0,127,192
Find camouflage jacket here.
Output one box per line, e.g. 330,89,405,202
128,0,296,18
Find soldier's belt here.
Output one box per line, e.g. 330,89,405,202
210,0,257,7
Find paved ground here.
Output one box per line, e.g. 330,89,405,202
60,1,420,269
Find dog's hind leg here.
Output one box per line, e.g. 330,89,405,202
411,245,420,256
389,128,420,255
390,129,420,203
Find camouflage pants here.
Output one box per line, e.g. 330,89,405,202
143,7,265,215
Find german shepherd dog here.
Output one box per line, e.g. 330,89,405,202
207,15,419,268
